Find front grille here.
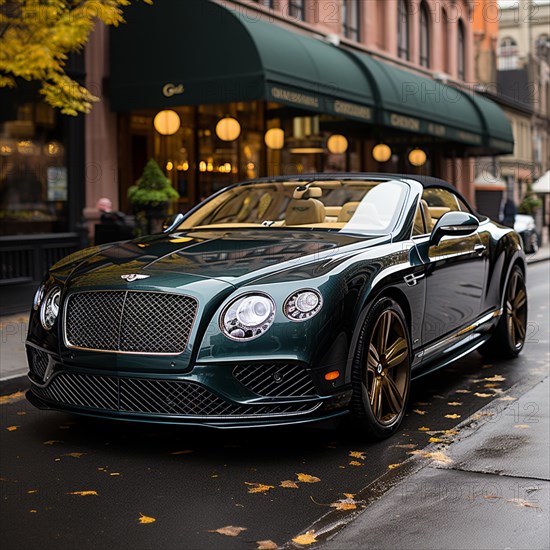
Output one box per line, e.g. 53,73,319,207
33,373,319,418
29,348,50,379
65,291,198,354
233,363,316,397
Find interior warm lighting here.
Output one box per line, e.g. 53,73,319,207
215,117,241,141
153,110,181,136
206,161,214,172
264,128,285,150
324,371,340,381
327,134,348,154
199,161,207,172
408,148,427,167
372,143,392,163
165,161,174,171
289,147,324,154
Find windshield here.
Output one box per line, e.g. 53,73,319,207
178,179,408,235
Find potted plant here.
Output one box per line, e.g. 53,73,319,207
128,158,179,234
518,185,542,216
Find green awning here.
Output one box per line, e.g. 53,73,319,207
110,0,375,122
109,0,513,153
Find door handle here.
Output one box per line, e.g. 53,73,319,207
474,244,486,256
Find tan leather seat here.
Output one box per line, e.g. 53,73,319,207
285,198,326,225
414,199,433,234
428,206,450,220
337,202,360,222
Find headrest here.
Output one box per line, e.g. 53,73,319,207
337,201,360,222
293,185,323,199
285,198,326,225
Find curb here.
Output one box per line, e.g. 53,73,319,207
0,374,29,397
526,255,550,265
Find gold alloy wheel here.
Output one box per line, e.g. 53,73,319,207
506,270,527,350
363,310,410,425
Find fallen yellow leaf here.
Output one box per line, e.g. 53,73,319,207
349,451,366,459
447,402,462,407
292,530,318,545
418,426,430,431
256,540,278,550
484,383,498,388
444,429,459,435
411,450,453,465
210,525,247,537
413,409,427,415
296,473,320,483
43,440,63,445
6,426,19,432
514,424,530,429
67,491,98,496
138,513,156,524
429,437,443,443
343,493,355,498
484,375,506,382
474,392,493,398
109,473,120,476
498,396,516,401
330,497,357,511
388,463,400,469
445,414,461,419
280,480,299,489
245,482,274,494
0,391,25,405
29,509,37,513
349,461,362,467
455,389,471,394
62,452,85,458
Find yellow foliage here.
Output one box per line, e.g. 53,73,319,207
67,490,98,496
138,513,156,524
0,0,152,114
292,531,318,545
256,540,278,550
245,482,274,494
209,525,247,537
280,480,299,489
296,473,321,483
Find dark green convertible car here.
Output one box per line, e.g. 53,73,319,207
26,174,527,438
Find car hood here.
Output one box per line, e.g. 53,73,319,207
62,229,382,288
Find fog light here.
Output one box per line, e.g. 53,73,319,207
325,370,340,381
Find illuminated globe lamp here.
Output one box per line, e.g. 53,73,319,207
408,148,427,167
216,117,241,141
264,128,285,150
372,143,392,163
153,110,181,136
327,134,348,154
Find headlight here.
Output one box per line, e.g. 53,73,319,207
221,293,275,341
40,287,61,330
33,283,45,311
284,290,322,321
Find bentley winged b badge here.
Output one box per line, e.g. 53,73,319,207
120,274,150,282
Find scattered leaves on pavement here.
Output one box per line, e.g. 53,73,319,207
483,375,506,382
330,495,358,511
444,414,461,419
6,426,19,431
447,402,462,407
61,452,85,459
209,525,247,537
349,451,366,459
455,389,471,394
292,530,318,545
245,482,274,494
411,450,453,465
138,513,156,524
67,491,98,496
474,392,493,398
280,480,299,489
392,443,416,449
388,463,400,469
429,437,444,443
0,391,25,405
296,473,320,483
418,426,430,431
256,540,278,549
413,409,427,415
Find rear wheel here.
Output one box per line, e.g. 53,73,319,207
480,266,527,359
350,298,411,439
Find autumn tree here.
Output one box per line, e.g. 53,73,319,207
0,0,151,115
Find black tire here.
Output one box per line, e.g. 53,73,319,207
479,266,527,359
350,297,412,439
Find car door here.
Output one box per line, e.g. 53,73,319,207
414,188,487,348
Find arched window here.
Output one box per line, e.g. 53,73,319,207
498,37,518,70
420,1,430,68
398,0,410,60
457,19,466,80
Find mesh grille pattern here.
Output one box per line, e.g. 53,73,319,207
65,291,198,354
30,348,50,379
233,363,316,397
33,373,318,418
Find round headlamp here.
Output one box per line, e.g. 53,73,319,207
284,290,322,321
40,287,61,330
33,283,45,311
221,294,275,341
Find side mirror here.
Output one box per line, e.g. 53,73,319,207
430,211,479,246
162,213,185,233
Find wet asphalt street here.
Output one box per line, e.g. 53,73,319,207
1,261,548,550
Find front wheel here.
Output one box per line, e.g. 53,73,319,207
350,298,411,439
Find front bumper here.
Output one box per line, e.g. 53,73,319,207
26,347,351,428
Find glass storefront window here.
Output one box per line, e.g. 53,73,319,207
0,100,68,235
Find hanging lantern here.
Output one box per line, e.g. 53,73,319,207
264,128,285,150
372,143,392,163
153,110,181,136
408,148,427,167
327,134,348,154
215,117,241,141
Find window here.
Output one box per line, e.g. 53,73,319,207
342,0,360,41
397,0,410,60
289,0,304,20
498,37,518,70
457,19,466,81
420,2,430,68
442,8,450,73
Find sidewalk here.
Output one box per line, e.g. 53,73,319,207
319,376,550,550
